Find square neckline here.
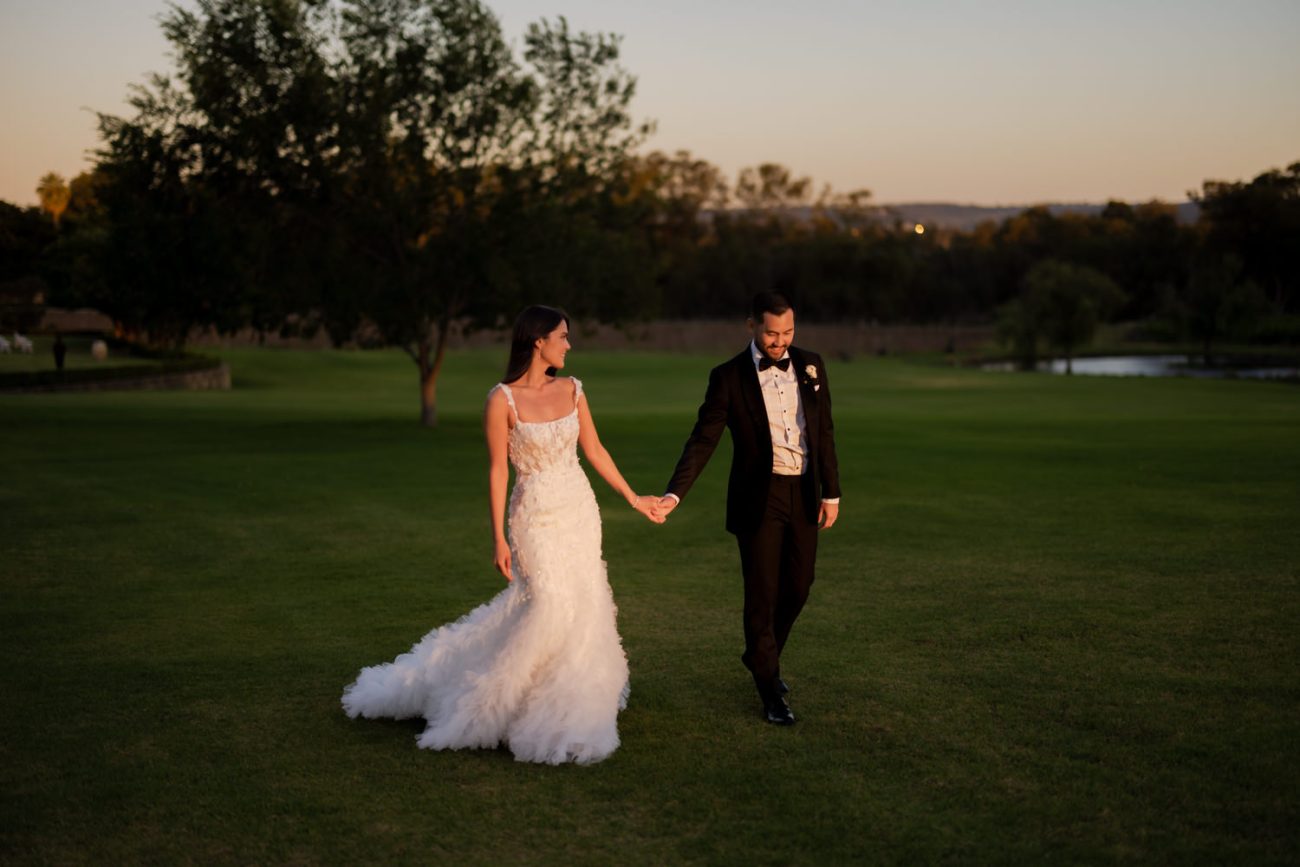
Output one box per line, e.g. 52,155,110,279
514,406,578,427
497,379,581,426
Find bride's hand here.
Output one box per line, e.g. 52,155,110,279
652,496,679,519
493,537,512,581
631,495,666,524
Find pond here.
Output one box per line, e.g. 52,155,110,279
981,355,1299,380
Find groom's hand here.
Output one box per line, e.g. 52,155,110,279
653,496,679,520
632,495,667,524
818,501,839,530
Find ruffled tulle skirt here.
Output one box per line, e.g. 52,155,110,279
342,468,629,765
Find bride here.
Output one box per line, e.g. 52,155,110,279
342,305,662,764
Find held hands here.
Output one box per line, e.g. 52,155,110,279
634,493,836,527
630,494,667,524
651,496,678,521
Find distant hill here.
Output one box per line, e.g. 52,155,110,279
880,201,1201,232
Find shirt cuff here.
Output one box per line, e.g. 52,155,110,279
663,493,681,504
821,498,840,505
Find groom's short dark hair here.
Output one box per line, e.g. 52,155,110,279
751,292,792,321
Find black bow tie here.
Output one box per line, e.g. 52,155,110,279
758,356,791,372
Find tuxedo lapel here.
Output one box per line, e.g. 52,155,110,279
791,348,820,444
734,349,769,442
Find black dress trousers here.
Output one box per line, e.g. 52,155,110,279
736,472,819,697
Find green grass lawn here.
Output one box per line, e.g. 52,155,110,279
2,347,1297,865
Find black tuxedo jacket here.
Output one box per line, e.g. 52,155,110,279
666,345,841,535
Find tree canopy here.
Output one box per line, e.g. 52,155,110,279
81,0,650,424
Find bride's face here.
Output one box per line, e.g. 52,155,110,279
535,322,571,370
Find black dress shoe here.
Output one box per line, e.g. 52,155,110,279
763,696,795,726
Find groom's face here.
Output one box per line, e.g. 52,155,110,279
749,309,795,362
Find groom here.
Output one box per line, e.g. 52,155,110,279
655,292,840,725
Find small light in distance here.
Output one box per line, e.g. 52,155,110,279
914,223,925,235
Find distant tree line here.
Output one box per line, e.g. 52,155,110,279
2,0,1297,420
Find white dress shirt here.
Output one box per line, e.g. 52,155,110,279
752,341,807,476
751,342,839,505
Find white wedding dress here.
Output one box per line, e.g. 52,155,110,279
341,378,630,765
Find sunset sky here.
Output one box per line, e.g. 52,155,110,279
2,0,1297,207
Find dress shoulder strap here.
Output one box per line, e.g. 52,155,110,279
491,383,518,424
569,377,583,406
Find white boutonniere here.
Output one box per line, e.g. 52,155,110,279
805,364,820,391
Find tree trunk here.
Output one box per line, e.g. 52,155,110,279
1065,354,1073,375
416,316,452,428
419,362,437,427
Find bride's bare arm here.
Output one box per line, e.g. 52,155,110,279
576,391,664,524
484,389,513,579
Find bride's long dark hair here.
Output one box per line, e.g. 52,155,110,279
502,305,570,385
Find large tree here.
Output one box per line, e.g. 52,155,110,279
1173,255,1269,366
1029,260,1125,374
92,0,646,424
999,259,1125,373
